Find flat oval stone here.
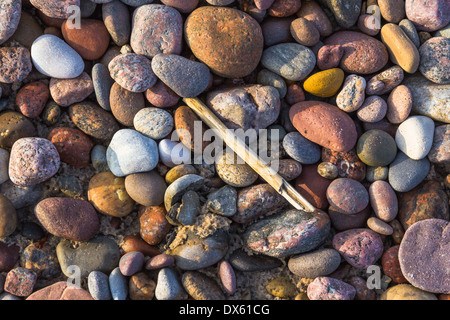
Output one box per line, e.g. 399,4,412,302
288,248,341,278
130,4,182,58
244,209,331,258
380,284,437,300
307,277,356,300
289,101,357,152
182,271,225,300
326,178,369,215
109,53,156,93
57,236,120,278
0,47,32,83
88,271,111,300
367,217,394,235
8,138,60,186
395,115,434,160
333,228,384,269
35,197,100,241
399,219,450,294
125,171,167,207
185,6,263,78
119,251,145,276
378,0,406,23
405,0,450,32
102,0,131,46
139,206,172,245
261,43,316,81
229,249,282,272
158,139,191,168
0,111,36,149
369,181,398,222
151,54,210,98
106,129,159,177
145,254,175,270
357,129,397,167
31,35,84,79
68,102,119,140
419,37,450,84
283,132,321,164
29,0,80,19
303,68,344,98
357,96,387,123
155,268,187,300
0,0,21,45
388,151,430,192
386,85,412,123
324,31,389,74
109,267,128,300
167,229,229,270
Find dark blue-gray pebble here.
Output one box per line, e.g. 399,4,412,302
109,267,128,300
388,151,430,192
80,0,97,18
21,222,44,241
283,132,321,164
88,271,112,300
0,181,43,209
229,249,282,272
92,63,115,111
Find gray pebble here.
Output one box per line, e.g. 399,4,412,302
91,145,109,172
206,185,237,217
155,268,187,300
283,132,321,164
109,267,128,300
80,0,97,18
133,107,174,140
399,19,421,48
229,249,282,272
257,69,287,98
388,151,430,192
288,248,341,278
88,271,112,300
92,63,114,111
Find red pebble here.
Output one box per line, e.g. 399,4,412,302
4,267,37,297
285,83,305,105
382,245,408,283
16,81,50,118
317,44,345,70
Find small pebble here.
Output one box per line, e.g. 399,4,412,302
88,271,112,300
119,252,145,276
155,268,187,300
218,260,237,295
307,277,356,300
357,96,387,123
109,267,128,300
145,254,175,270
367,217,394,235
336,74,366,112
283,132,321,164
134,108,174,140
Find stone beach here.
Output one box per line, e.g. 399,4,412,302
0,0,448,303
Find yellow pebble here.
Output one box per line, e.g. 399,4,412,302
265,276,297,298
295,292,309,300
303,68,345,97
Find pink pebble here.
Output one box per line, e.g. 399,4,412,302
145,254,175,270
218,260,236,295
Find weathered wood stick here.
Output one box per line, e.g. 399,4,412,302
183,97,316,213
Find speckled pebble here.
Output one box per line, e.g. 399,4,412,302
134,107,174,140
0,1,21,45
366,65,404,96
216,151,258,188
4,267,37,297
88,271,112,300
0,47,32,83
357,96,387,123
336,74,366,112
109,267,128,300
307,277,356,300
428,125,450,163
119,251,145,276
283,132,321,164
327,178,369,215
419,37,450,84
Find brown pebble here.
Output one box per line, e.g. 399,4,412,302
16,81,50,118
129,272,156,300
139,206,172,246
121,235,161,257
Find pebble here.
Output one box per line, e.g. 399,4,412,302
404,75,449,123
358,14,380,36
290,101,357,152
419,37,450,84
165,165,197,185
121,235,160,257
88,271,112,300
131,4,182,58
255,0,275,10
207,85,280,132
129,272,156,300
0,47,32,83
261,43,316,81
333,228,384,269
229,249,282,272
321,148,366,181
35,197,100,241
271,159,302,181
317,162,338,180
20,243,60,280
4,268,37,297
266,276,297,298
0,194,16,238
102,0,131,46
297,0,332,37
405,0,450,32
155,268,187,300
257,69,287,99
267,0,301,17
0,111,36,149
367,217,394,235
20,221,44,241
107,129,159,177
80,0,97,18
369,181,398,222
317,45,344,70
321,0,361,28
295,164,331,210
218,260,236,295
283,132,321,164
126,171,165,207
109,267,128,300
92,63,114,111
16,81,49,119
110,82,145,127
41,101,61,126
152,54,210,98
380,284,437,300
366,166,389,182
288,248,341,278
327,178,369,215
233,184,287,223
357,96,387,123
216,151,259,188
146,254,175,270
324,31,388,74
48,127,94,168
386,85,412,124
134,107,173,141
395,115,435,160
29,0,80,19
168,229,229,270
328,206,370,231
366,65,404,95
261,17,295,47
62,19,110,60
290,17,320,47
90,145,109,172
0,148,8,184
8,138,60,187
0,242,19,272
31,35,84,79
206,185,237,217
399,19,421,48
378,0,405,23
307,277,356,300
356,129,397,167
0,181,43,209
145,80,180,108
398,180,449,230
109,53,156,93
389,151,430,192
399,219,449,294
244,209,330,258
336,74,366,112
381,245,407,284
139,206,171,245
158,139,191,168
119,252,145,276
88,171,135,218
0,0,21,45
182,271,226,300
26,281,93,300
428,125,449,163
164,174,204,211
49,72,94,107
175,105,209,152
186,6,262,78
303,68,344,98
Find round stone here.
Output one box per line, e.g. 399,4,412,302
366,65,404,95
326,178,369,215
8,138,60,186
399,219,450,294
303,68,345,98
185,6,263,78
139,206,172,245
102,0,131,46
395,115,435,160
419,37,450,84
0,47,32,83
119,252,145,276
290,17,320,47
388,151,430,192
283,132,321,164
145,80,180,108
49,72,94,107
379,0,406,23
158,139,191,168
133,107,173,140
357,96,387,123
0,111,36,149
125,171,167,207
215,151,258,188
356,129,397,167
16,81,49,119
336,74,366,112
268,0,302,17
296,0,332,36
288,248,341,278
31,35,84,79
106,129,159,177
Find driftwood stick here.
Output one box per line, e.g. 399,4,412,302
183,97,316,213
